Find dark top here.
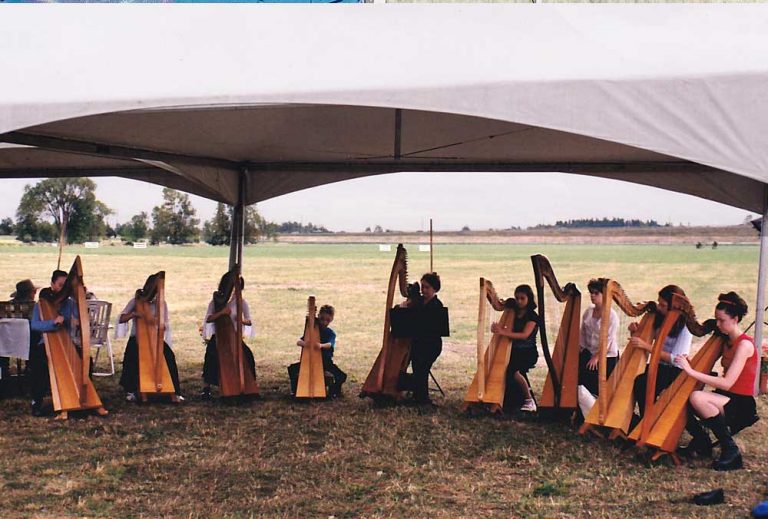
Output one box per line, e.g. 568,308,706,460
512,309,539,350
300,325,336,361
411,296,446,352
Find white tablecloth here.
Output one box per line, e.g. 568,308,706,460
0,318,31,360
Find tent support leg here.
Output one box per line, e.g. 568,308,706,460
754,188,768,395
229,169,247,270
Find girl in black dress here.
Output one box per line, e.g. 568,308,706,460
491,284,539,413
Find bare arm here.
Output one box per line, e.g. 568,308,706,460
206,306,231,323
119,311,137,324
677,339,753,391
491,320,536,340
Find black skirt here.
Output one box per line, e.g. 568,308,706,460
716,389,758,432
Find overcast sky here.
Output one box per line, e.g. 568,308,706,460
0,172,754,232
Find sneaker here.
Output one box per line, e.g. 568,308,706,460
31,400,43,417
125,392,137,402
175,394,185,402
520,398,537,413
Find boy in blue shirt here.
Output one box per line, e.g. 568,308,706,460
288,304,347,398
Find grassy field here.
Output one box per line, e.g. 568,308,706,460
1,242,766,518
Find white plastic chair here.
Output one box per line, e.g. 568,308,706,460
87,300,115,376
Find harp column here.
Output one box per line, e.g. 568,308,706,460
754,188,768,395
229,167,247,270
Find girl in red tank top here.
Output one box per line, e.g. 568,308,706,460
675,291,758,471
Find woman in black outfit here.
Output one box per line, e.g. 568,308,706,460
491,284,539,413
410,272,444,406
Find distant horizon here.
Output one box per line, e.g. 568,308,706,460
0,173,757,234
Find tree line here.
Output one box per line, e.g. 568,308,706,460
532,217,663,229
0,179,329,246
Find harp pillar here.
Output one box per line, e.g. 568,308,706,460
754,188,768,395
229,168,247,270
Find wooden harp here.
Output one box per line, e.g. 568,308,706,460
38,256,104,415
628,294,725,463
462,278,513,414
296,296,326,399
361,244,411,401
579,279,655,435
212,265,259,397
133,271,176,401
532,254,581,413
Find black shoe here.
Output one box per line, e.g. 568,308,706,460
678,439,713,459
713,451,743,471
693,488,725,506
200,387,212,401
31,400,43,417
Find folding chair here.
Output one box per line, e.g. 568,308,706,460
87,300,115,376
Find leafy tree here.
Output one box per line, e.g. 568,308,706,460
202,203,231,246
244,205,272,243
14,214,57,243
15,178,112,243
374,225,383,233
202,203,273,245
117,212,150,242
0,218,13,235
151,188,200,244
67,199,112,242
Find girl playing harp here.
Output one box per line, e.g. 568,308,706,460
491,284,539,413
200,274,257,400
676,292,759,471
579,279,620,397
117,274,182,403
31,264,108,419
631,285,691,419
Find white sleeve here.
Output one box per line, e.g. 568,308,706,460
241,299,254,338
607,309,620,357
202,300,215,341
580,308,589,349
114,298,135,339
667,325,692,364
163,300,172,347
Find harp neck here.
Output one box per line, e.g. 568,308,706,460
386,244,409,309
481,278,508,312
604,279,655,317
213,268,238,313
671,293,714,337
532,254,580,303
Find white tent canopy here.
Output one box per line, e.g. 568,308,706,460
1,5,768,212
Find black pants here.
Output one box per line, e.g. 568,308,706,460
0,356,11,398
119,336,181,394
288,356,347,396
501,346,538,412
28,342,50,402
578,349,618,396
409,338,442,404
633,364,681,417
202,334,256,387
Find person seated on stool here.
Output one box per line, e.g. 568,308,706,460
288,304,346,398
30,270,107,417
199,277,257,400
578,278,620,398
116,291,183,403
1,279,39,398
676,292,760,471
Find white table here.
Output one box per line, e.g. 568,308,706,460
0,318,31,360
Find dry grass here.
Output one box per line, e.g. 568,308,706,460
1,242,766,518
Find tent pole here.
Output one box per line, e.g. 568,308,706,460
754,187,768,395
229,168,247,271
